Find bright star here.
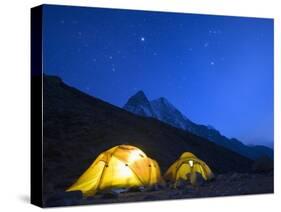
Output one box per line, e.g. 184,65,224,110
140,37,145,42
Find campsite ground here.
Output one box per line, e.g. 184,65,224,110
45,172,273,207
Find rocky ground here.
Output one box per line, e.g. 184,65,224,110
45,172,273,207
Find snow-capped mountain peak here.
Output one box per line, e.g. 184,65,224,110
151,97,179,113
124,91,192,130
123,90,156,117
151,97,192,130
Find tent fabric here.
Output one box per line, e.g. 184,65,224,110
66,145,163,196
164,152,214,187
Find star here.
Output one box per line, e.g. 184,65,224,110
109,56,113,60
112,67,116,72
140,37,145,42
209,29,221,35
210,61,215,66
204,42,209,48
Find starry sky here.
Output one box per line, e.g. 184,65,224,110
43,5,274,148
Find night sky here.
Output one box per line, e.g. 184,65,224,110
43,5,274,148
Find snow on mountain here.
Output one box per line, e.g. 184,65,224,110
123,91,199,133
123,91,273,160
150,97,192,130
123,90,157,118
123,91,211,133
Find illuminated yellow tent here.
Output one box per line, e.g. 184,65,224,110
164,152,214,187
66,145,163,196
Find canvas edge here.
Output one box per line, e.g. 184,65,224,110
30,4,44,208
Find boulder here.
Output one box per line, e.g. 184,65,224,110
128,186,144,192
100,191,119,199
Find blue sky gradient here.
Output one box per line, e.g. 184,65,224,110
43,5,274,148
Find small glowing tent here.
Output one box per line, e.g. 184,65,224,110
164,152,214,187
66,145,163,196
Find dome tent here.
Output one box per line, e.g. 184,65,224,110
66,145,163,196
164,152,214,187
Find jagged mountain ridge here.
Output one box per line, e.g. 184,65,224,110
123,90,273,160
42,75,253,199
124,91,157,118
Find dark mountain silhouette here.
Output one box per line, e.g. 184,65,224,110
43,75,253,199
123,91,273,160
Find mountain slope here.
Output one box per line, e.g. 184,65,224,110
43,75,253,198
123,91,273,160
150,97,194,130
124,91,157,118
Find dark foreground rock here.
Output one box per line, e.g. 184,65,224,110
44,172,273,207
